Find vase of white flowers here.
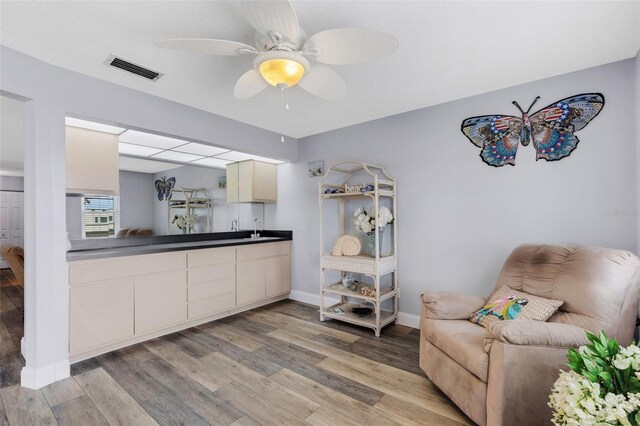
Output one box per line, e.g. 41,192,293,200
549,331,640,425
353,206,394,257
172,214,199,234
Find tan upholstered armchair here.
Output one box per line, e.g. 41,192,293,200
419,244,640,426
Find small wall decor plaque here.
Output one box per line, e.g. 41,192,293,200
345,184,363,193
218,175,227,189
308,160,325,177
461,93,604,167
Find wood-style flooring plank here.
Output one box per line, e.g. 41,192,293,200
201,351,320,419
51,394,108,426
41,377,85,408
69,358,100,377
197,322,265,352
229,416,260,426
267,328,380,371
217,315,278,335
254,344,383,406
318,357,469,423
179,328,283,377
247,310,360,343
144,338,231,392
96,350,165,403
74,367,157,426
0,384,57,426
375,394,471,426
271,368,405,426
141,392,209,426
305,406,361,426
135,355,243,425
215,382,308,426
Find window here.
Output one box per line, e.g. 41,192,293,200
82,196,119,238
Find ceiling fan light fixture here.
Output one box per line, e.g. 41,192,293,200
254,52,309,88
259,58,304,87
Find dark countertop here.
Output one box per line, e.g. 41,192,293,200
67,230,292,262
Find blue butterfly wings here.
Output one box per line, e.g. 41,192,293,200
461,93,604,167
154,176,176,200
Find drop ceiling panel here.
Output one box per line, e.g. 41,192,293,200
118,142,163,157
151,151,204,162
119,130,189,150
173,142,230,156
119,156,181,174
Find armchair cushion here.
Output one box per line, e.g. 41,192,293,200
422,317,489,382
421,292,486,320
470,284,564,328
484,320,590,353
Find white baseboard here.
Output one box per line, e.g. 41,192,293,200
288,290,419,329
21,360,70,390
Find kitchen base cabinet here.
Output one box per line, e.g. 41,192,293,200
135,270,186,335
236,259,266,306
68,241,291,362
266,255,291,298
69,278,134,355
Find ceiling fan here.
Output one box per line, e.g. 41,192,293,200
154,0,399,102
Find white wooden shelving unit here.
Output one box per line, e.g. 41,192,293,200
167,187,212,234
319,161,398,337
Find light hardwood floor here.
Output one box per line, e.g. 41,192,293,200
0,270,472,425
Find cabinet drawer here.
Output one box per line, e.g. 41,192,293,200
188,291,235,320
188,277,235,302
187,247,235,268
188,262,235,285
70,278,134,355
237,241,290,261
134,270,186,335
70,252,185,285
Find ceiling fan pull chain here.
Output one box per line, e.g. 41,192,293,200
278,83,290,111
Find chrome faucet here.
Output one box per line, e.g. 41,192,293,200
252,218,261,239
231,219,238,232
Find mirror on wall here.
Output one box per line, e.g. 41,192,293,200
64,119,277,239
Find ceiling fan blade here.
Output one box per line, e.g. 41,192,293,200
234,69,269,99
304,28,399,65
298,65,346,101
154,39,257,56
238,0,300,42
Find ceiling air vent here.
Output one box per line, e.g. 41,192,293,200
104,54,163,81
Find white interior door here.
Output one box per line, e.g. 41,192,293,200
0,191,24,269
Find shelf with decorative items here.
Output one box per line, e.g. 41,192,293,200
167,187,212,234
319,161,398,337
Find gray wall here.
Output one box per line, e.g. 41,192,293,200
119,170,155,231
0,175,23,191
271,58,638,316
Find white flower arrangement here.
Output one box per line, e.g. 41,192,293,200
549,331,640,425
353,206,394,235
172,214,199,230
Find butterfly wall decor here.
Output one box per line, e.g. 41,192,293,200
154,176,176,201
461,93,605,167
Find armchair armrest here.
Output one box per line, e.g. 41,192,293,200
420,292,486,320
485,320,590,352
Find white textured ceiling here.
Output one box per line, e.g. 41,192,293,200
1,1,639,138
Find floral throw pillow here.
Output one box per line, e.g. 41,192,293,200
470,284,564,328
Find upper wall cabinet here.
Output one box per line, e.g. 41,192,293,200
66,126,119,195
227,160,277,203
